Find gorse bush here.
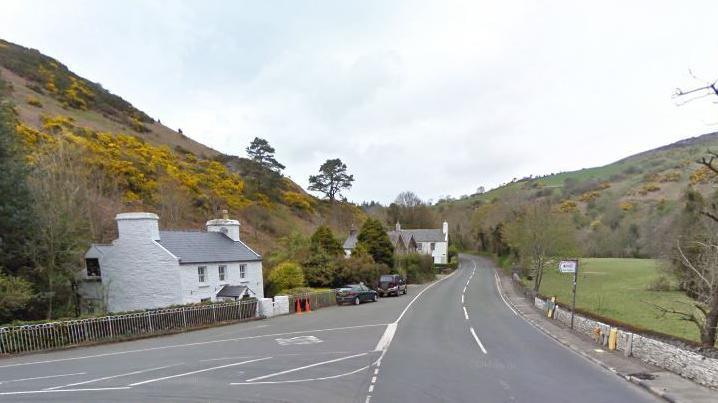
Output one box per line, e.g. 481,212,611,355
268,261,306,295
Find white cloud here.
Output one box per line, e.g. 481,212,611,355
2,0,718,203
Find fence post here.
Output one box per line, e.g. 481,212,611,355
147,311,154,332
0,328,6,354
182,308,188,328
212,304,217,323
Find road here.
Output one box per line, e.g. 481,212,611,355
0,254,658,402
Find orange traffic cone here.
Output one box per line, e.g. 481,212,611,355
305,298,311,313
296,298,303,314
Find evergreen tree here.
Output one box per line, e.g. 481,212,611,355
245,137,284,195
308,158,354,201
246,137,285,173
357,218,394,268
303,225,343,287
0,85,36,276
309,225,343,256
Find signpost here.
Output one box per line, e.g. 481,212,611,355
558,259,579,329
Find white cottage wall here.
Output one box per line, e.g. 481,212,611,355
180,261,264,303
100,238,182,313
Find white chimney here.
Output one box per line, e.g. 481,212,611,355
207,210,241,241
116,212,160,241
442,221,449,241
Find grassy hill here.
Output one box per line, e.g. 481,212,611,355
0,39,363,255
436,130,718,257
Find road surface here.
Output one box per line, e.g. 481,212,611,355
0,254,658,402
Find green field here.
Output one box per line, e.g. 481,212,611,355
536,258,704,344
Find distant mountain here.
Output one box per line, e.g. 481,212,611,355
0,39,363,254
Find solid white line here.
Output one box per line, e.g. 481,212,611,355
463,306,469,320
374,323,397,351
469,327,488,354
200,356,256,362
0,387,131,396
245,352,366,382
129,357,271,386
494,271,519,316
394,271,457,324
0,324,386,369
231,364,370,385
44,365,179,390
0,372,86,385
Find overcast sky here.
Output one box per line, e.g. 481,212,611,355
2,1,718,203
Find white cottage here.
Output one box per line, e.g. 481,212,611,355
78,211,263,314
387,221,449,264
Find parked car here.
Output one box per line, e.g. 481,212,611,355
335,283,378,305
378,274,407,297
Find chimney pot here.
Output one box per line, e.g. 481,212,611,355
221,209,229,220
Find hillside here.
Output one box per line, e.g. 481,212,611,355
436,130,718,257
0,39,363,254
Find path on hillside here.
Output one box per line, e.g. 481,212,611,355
0,255,657,402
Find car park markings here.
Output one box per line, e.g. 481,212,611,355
0,323,387,369
0,372,86,385
44,364,180,390
129,357,271,386
243,352,367,382
0,387,132,396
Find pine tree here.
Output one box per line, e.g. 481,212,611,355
357,218,394,268
308,158,354,201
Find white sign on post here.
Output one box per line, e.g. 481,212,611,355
559,260,577,273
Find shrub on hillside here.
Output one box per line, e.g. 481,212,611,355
267,261,306,295
646,275,673,292
334,253,390,288
395,253,435,284
26,96,42,107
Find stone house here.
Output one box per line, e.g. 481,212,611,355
78,211,263,314
387,221,449,264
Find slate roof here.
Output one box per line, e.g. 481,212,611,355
389,229,445,243
216,285,248,298
157,231,261,264
343,232,358,250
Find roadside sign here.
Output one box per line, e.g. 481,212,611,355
559,260,577,273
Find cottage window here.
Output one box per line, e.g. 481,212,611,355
198,266,207,283
86,258,101,277
416,242,422,250
218,265,226,281
239,264,246,279
430,242,436,252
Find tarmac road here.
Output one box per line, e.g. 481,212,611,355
0,254,658,402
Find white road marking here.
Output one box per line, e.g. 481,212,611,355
494,271,519,316
0,323,386,369
129,357,271,386
374,270,458,355
200,356,257,362
373,368,379,376
368,384,374,392
244,352,367,382
461,294,464,304
231,364,370,385
0,372,86,385
275,335,322,346
44,364,179,390
374,323,397,351
462,306,469,320
371,376,377,383
0,387,131,396
470,327,488,354
365,395,372,403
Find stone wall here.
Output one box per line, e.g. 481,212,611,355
540,300,718,389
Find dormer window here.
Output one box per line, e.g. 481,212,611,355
86,258,101,277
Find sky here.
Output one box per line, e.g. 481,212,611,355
2,0,718,204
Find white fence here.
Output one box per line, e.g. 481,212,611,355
0,299,258,355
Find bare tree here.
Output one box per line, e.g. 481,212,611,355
673,70,718,106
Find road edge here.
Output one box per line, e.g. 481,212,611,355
490,266,679,403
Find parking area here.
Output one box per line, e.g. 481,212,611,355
0,284,426,402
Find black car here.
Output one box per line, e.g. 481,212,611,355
335,283,378,305
378,274,407,297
